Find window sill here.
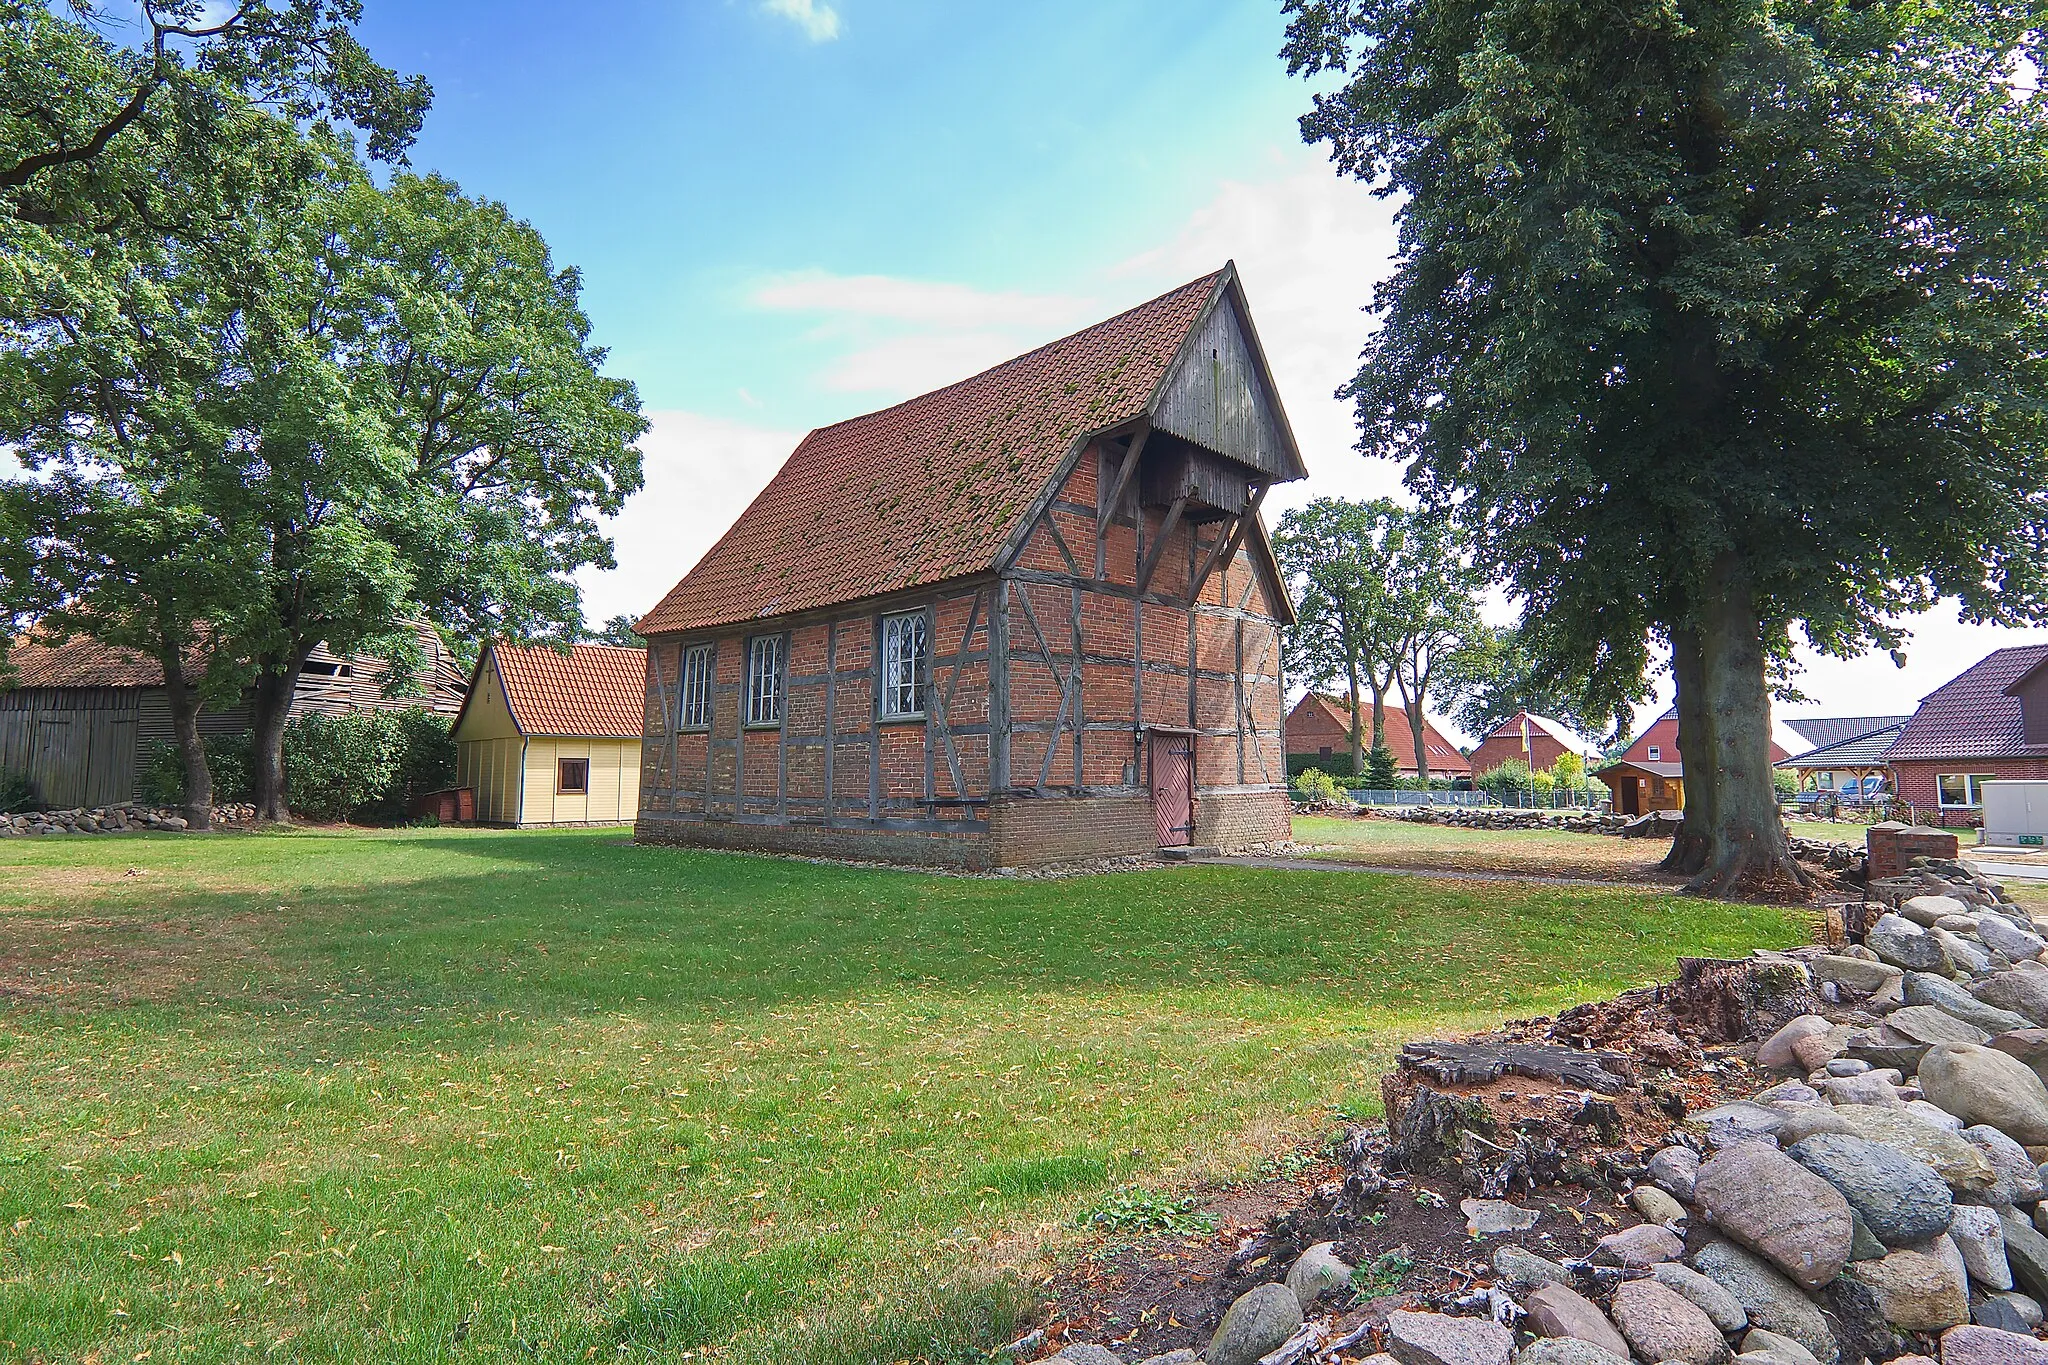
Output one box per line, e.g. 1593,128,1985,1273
743,722,784,731
879,714,928,725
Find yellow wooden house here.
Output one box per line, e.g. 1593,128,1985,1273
453,642,647,826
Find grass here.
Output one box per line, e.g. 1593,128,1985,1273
0,826,1809,1363
1292,815,1680,881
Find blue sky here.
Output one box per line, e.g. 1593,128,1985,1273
70,1,2048,735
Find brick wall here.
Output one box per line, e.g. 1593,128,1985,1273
1891,757,2048,828
1469,731,1569,778
1192,788,1291,849
988,792,1157,866
635,812,993,870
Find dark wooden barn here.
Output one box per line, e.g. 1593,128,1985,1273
0,625,467,808
633,264,1306,869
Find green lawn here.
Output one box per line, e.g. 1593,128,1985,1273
0,827,1807,1364
1293,814,1679,881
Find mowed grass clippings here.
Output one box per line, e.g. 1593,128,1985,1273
0,826,1807,1363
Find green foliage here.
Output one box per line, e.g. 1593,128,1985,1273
138,734,251,807
1477,759,1534,798
1288,752,1357,778
1293,768,1347,807
276,707,453,822
1284,0,2048,872
1353,1248,1416,1299
0,768,33,814
1774,769,1800,799
587,614,644,647
1364,744,1398,788
1076,1186,1219,1237
1439,623,1633,750
1552,752,1586,787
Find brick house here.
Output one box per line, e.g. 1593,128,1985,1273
1595,706,1796,816
1466,711,1587,779
1283,693,1470,779
632,266,1304,869
1883,642,2048,827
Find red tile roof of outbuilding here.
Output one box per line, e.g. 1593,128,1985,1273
636,270,1228,636
481,642,648,739
4,634,183,687
1885,642,2048,761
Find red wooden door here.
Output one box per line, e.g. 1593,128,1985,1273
1150,732,1193,847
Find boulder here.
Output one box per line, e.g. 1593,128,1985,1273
1973,1298,2035,1334
1760,1016,1835,1071
1524,1283,1632,1361
1819,1073,1902,1106
1207,1284,1303,1365
1846,1244,1970,1331
2000,1210,2048,1301
1463,1199,1540,1236
1813,955,1905,995
1785,1132,1953,1246
1906,975,2034,1037
1885,1007,1992,1048
1648,1146,1702,1201
1905,1100,1967,1132
1821,1273,1904,1365
1511,1342,1628,1365
1983,1292,2043,1329
1977,971,2048,1028
1904,895,1972,926
1691,1240,1839,1365
1949,1203,2014,1290
1917,1043,2048,1144
1609,1278,1734,1365
1693,1141,1854,1288
1933,929,1994,978
1823,1106,1998,1193
1284,1242,1353,1310
1596,1222,1686,1267
1652,1262,1749,1333
1938,1325,2048,1365
1741,1329,1822,1365
1977,915,2048,963
1384,1310,1513,1365
1631,1185,1689,1225
1871,921,1956,976
1963,1124,2046,1207
1493,1245,1569,1291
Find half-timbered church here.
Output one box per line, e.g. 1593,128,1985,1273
633,265,1304,869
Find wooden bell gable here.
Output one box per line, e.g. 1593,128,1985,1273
1146,264,1308,487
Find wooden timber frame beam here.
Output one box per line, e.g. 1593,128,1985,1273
1095,420,1150,579
1186,482,1266,606
1132,493,1188,598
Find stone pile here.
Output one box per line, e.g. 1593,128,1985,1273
1377,807,1633,835
1037,878,2048,1365
0,802,253,835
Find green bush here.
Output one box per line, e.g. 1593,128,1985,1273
284,707,454,822
137,733,252,807
1292,767,1347,807
1288,752,1356,778
1773,769,1799,798
1364,743,1399,788
0,769,35,814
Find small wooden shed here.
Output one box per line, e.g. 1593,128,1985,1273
453,642,648,826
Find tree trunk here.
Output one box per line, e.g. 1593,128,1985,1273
247,661,301,823
1395,669,1431,787
1661,627,1710,875
1343,617,1367,774
1678,560,1809,898
158,658,212,831
1369,677,1387,750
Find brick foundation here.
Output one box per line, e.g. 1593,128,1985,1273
635,813,993,870
988,791,1157,867
1865,822,1962,881
1192,788,1292,849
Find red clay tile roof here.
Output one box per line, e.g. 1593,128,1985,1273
486,642,648,739
636,270,1229,635
1886,642,2048,761
4,634,181,687
1287,693,1471,774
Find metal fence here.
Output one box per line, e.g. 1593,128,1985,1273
1340,787,1606,810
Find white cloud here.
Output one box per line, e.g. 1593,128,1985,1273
761,0,841,42
575,409,800,626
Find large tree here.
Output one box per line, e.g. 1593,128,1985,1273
1438,620,1641,750
1382,514,1483,785
3,135,646,822
1274,497,1406,772
1284,0,2048,892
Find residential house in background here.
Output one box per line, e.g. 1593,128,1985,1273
453,641,648,826
1282,693,1470,780
1594,706,1798,816
1882,643,2048,825
1774,716,1910,796
0,624,465,808
633,266,1302,869
1466,711,1588,779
